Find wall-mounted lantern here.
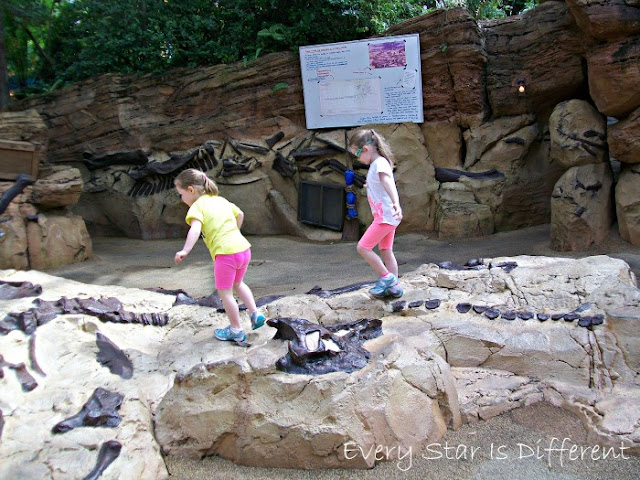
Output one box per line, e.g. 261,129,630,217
516,77,526,96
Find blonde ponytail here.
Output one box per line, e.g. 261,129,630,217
174,168,219,195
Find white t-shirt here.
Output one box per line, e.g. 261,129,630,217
366,156,401,226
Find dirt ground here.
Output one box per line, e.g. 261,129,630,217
47,224,640,301
45,224,640,480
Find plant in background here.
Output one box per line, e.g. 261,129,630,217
0,0,55,108
2,0,541,105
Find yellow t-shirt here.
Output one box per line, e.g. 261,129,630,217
185,194,251,260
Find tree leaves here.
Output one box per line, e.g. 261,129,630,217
3,0,539,101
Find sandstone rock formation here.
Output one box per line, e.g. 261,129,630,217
549,99,608,169
550,162,615,251
548,98,616,251
7,1,638,246
0,111,92,270
615,163,640,247
1,254,639,476
609,108,640,246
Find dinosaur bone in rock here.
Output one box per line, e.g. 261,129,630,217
0,355,38,391
0,295,170,336
52,387,124,434
165,289,283,311
82,149,150,170
0,174,34,215
96,333,133,379
126,142,219,197
82,440,122,480
0,281,42,300
455,302,605,330
267,317,382,375
305,281,373,298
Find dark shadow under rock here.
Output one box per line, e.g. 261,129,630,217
435,167,505,183
52,387,123,434
96,333,133,379
82,440,122,480
267,317,382,375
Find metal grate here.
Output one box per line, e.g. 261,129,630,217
298,180,345,231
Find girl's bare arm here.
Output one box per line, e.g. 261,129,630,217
175,219,202,264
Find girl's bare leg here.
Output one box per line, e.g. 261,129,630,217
379,249,398,277
218,288,242,329
233,281,258,314
357,244,388,277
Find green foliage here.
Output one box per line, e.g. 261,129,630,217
2,0,51,94
463,0,538,19
2,0,541,100
272,82,289,93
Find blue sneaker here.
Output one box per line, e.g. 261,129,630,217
369,273,398,298
214,325,246,342
385,284,404,298
250,310,266,330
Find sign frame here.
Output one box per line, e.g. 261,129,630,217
299,34,423,129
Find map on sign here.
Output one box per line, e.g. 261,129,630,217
318,78,382,117
299,34,423,129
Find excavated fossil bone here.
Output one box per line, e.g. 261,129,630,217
267,317,382,375
52,387,124,434
82,440,122,480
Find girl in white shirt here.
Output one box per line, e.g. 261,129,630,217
348,129,403,298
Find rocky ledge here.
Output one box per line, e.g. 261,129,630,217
0,254,639,478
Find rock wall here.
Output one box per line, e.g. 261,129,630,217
8,1,640,245
0,111,92,269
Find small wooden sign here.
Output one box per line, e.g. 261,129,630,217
0,139,39,181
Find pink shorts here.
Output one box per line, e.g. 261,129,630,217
214,248,251,290
358,222,397,251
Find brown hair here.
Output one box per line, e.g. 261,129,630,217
174,169,218,195
348,128,395,168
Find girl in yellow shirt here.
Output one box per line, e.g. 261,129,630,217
174,169,265,342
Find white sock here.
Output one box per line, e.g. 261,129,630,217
230,327,243,334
